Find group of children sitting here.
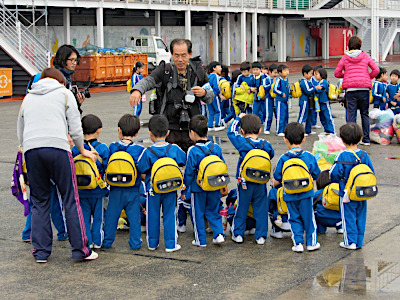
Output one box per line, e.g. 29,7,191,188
371,67,400,114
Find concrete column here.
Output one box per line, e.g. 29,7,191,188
63,8,70,45
185,10,191,40
96,7,104,48
371,0,379,61
277,16,286,62
223,13,231,66
241,12,246,62
155,11,161,37
252,12,257,62
322,19,329,59
213,13,219,62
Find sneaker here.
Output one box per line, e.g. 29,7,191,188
57,233,69,241
93,244,102,249
141,225,146,233
232,235,243,243
281,222,291,231
274,219,283,227
277,133,285,137
292,243,304,253
340,242,356,250
148,244,159,251
192,240,206,247
309,131,317,135
307,243,320,251
89,244,94,249
304,133,308,137
36,259,47,263
337,228,344,234
264,130,271,135
213,234,225,244
165,244,181,253
312,125,322,129
84,251,99,261
214,126,225,132
244,230,249,236
256,237,266,245
270,231,283,239
22,238,30,243
205,227,213,233
208,127,215,132
359,141,370,146
177,225,186,233
249,228,256,235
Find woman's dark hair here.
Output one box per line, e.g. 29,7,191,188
189,115,208,138
317,68,328,79
221,65,229,78
149,115,169,137
118,114,140,137
348,36,362,51
232,69,242,83
284,122,305,145
170,39,192,54
132,61,145,74
340,123,362,145
241,114,261,135
53,44,80,69
40,68,66,85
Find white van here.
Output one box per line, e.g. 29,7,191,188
130,36,171,71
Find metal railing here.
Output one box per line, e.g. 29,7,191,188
0,1,50,70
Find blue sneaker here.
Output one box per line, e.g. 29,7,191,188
57,233,69,241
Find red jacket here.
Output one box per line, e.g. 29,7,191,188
334,50,379,90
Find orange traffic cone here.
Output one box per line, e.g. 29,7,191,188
379,52,381,63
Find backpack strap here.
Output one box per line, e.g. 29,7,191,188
147,144,172,159
245,138,266,150
85,141,103,164
159,62,172,114
335,150,365,165
116,141,133,152
195,143,214,156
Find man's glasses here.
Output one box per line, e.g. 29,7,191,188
66,58,79,63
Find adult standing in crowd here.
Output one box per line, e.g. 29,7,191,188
334,36,379,145
17,68,98,263
129,39,214,152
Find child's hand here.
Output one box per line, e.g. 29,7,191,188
181,194,186,201
219,94,227,101
282,93,286,98
315,85,323,90
383,97,387,102
239,113,246,118
82,149,97,162
241,85,246,90
250,87,257,93
391,101,397,106
271,178,280,187
247,89,251,94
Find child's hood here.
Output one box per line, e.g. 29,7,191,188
29,78,65,95
344,50,364,62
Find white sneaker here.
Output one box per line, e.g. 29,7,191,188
36,259,47,263
337,228,344,234
277,133,285,137
148,246,157,251
84,251,99,261
208,127,215,132
141,225,146,233
304,133,308,137
309,131,317,135
232,235,243,243
256,237,266,245
244,230,250,236
89,244,94,249
270,231,283,239
213,234,225,244
359,141,371,146
312,125,322,129
281,222,291,231
214,126,225,132
307,243,320,251
249,228,256,235
93,244,102,249
192,240,206,247
340,242,356,250
177,225,186,233
292,244,304,253
264,130,271,135
165,244,181,253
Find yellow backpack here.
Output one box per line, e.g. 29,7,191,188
106,142,137,187
338,150,378,201
291,80,302,98
258,85,266,100
219,79,232,99
74,142,106,190
277,187,288,214
322,183,340,211
240,139,271,184
328,83,337,100
270,82,277,98
196,144,230,191
282,152,313,194
148,144,183,194
126,78,132,93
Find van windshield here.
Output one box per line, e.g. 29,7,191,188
156,39,167,50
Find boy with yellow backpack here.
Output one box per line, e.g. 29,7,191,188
228,113,274,245
273,122,321,252
103,114,145,250
137,115,186,252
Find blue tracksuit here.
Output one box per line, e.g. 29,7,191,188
263,75,276,132
274,76,290,134
182,141,225,246
137,141,186,250
72,140,110,247
386,82,400,114
228,117,275,240
253,74,266,123
372,80,387,110
297,78,316,134
132,73,143,116
330,149,374,248
207,73,223,128
221,76,235,123
313,189,342,234
315,79,335,134
273,150,320,246
267,187,290,234
103,140,145,250
311,76,320,126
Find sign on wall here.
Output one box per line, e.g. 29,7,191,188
329,27,354,56
0,68,12,97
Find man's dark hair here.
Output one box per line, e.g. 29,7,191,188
208,61,221,73
118,114,140,137
269,64,278,72
170,39,192,54
148,115,169,137
284,122,305,145
390,69,400,77
189,115,208,138
53,44,80,69
241,114,261,135
317,68,328,79
340,123,362,145
240,61,251,71
232,69,242,83
348,36,362,50
81,114,102,135
302,64,313,75
376,67,387,80
252,61,262,69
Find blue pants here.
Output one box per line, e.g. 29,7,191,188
276,100,288,134
346,90,370,143
103,188,142,250
233,183,268,240
286,197,318,246
315,203,342,233
178,203,191,226
340,198,367,248
80,196,104,247
312,110,317,126
133,99,142,117
319,102,335,134
297,100,313,134
147,191,178,250
264,98,275,132
191,190,223,246
253,99,266,123
207,97,222,128
222,99,235,123
25,148,91,261
22,184,68,241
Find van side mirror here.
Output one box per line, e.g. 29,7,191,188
166,47,169,52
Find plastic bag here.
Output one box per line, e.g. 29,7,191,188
393,114,400,143
313,141,329,158
370,126,394,145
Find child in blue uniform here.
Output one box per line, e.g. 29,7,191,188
182,115,226,247
252,62,266,123
131,61,145,116
228,114,275,245
297,64,317,136
315,68,335,134
273,122,321,252
221,65,235,125
313,187,342,234
263,64,278,135
273,64,290,136
387,69,400,114
235,61,256,114
72,114,110,248
330,123,375,250
372,67,388,110
137,115,186,252
311,65,323,129
268,187,291,239
207,61,226,131
103,114,145,250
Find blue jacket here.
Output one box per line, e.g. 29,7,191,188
372,80,387,102
386,83,400,108
273,76,289,102
311,76,319,87
273,150,320,201
131,73,143,87
263,75,274,101
299,78,315,104
227,117,275,178
329,149,374,197
208,73,221,99
315,79,329,103
236,74,256,88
